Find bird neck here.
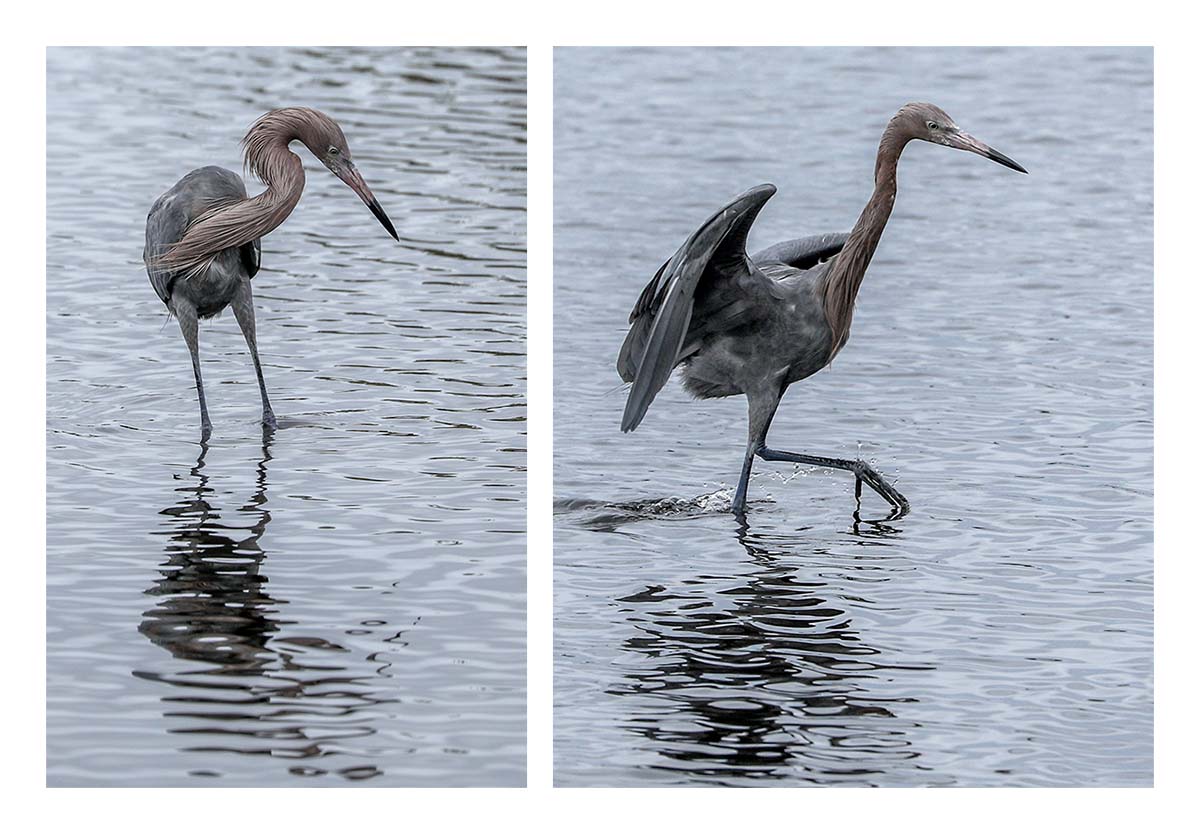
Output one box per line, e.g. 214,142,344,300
156,139,306,277
818,122,908,361
245,142,307,237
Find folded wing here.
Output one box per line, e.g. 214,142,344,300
144,166,257,306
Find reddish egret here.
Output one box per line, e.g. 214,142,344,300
617,103,1026,517
144,107,398,440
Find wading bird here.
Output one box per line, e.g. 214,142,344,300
617,103,1026,517
144,107,398,440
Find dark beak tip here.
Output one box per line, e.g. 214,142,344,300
986,148,1028,175
339,164,399,240
366,198,399,241
382,214,399,241
1004,156,1030,175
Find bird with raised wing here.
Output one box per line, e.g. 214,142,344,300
617,102,1026,517
144,107,398,440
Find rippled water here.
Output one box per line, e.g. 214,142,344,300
47,46,525,786
554,47,1152,786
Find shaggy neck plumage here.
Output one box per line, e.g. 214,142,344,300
155,117,308,277
819,113,911,360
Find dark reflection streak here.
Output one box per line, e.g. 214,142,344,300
133,435,396,781
608,518,929,786
850,506,905,539
138,439,277,670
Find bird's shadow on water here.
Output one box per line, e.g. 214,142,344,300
561,490,936,785
131,433,399,784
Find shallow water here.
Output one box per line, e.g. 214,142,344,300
554,47,1152,786
46,46,526,786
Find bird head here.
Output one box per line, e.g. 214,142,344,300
899,102,1027,173
302,110,400,240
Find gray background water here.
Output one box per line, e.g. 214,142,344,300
554,47,1152,787
47,46,525,787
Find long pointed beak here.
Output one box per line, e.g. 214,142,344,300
336,162,399,240
949,130,1028,174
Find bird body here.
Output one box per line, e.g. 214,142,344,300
675,260,833,402
617,103,1026,516
146,166,260,318
144,108,397,440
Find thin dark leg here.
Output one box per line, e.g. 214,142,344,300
174,300,211,441
756,447,909,515
232,280,276,430
731,390,782,516
731,441,759,516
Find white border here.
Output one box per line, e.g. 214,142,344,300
7,0,1195,829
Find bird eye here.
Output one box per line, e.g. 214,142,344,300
926,121,939,130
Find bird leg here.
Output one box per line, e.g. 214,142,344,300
174,300,212,441
732,392,783,516
231,280,277,431
756,447,909,515
731,441,759,516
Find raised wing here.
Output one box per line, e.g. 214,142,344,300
618,184,779,433
752,232,848,270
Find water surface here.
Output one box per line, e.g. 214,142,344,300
47,46,526,787
554,47,1152,787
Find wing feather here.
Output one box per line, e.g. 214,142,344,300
618,184,778,432
752,233,848,270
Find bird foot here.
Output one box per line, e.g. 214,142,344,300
851,459,909,517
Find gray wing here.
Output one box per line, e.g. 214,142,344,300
617,184,780,433
144,166,254,306
752,232,848,270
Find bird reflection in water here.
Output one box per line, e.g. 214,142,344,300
610,521,930,786
135,436,398,782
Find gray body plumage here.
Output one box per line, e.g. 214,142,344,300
678,262,832,400
145,166,261,318
617,186,844,425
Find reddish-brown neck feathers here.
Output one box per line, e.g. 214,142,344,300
154,108,347,277
819,108,916,360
